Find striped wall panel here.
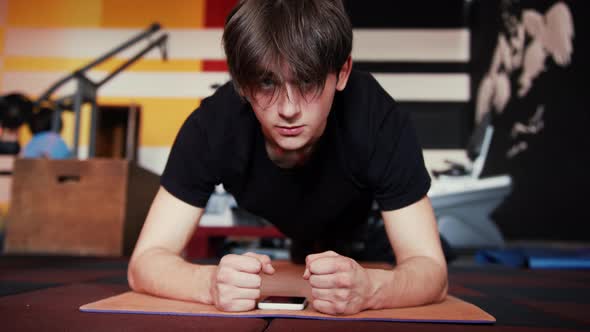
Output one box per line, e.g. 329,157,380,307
344,1,468,29
0,0,472,174
347,0,472,149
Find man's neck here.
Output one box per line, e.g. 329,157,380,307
265,142,316,169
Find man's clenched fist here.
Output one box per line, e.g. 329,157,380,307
210,252,275,311
303,250,375,315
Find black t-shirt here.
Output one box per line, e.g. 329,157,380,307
161,70,430,241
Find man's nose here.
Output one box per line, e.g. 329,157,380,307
277,85,301,119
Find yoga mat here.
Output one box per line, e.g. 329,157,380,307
80,261,495,324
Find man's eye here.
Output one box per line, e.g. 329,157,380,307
260,79,275,89
300,80,316,94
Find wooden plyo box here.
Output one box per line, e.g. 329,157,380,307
5,158,160,256
0,156,15,206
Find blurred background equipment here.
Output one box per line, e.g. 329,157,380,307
0,93,33,155
5,158,160,256
95,104,141,160
21,104,71,159
3,23,167,256
34,22,167,159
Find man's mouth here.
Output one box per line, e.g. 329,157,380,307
276,125,305,136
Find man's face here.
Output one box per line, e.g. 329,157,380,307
247,62,350,152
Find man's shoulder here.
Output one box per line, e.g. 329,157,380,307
329,70,411,179
202,81,243,108
344,70,394,103
179,81,256,163
183,81,253,137
333,70,401,138
336,70,398,124
189,81,244,121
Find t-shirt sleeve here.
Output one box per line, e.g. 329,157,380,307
160,110,220,208
368,104,431,211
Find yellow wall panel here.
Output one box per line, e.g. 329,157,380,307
61,104,93,147
4,57,202,73
98,97,200,146
7,0,102,28
0,25,3,91
102,0,205,28
18,122,32,147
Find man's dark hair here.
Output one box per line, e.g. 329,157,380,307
28,107,62,134
223,0,353,101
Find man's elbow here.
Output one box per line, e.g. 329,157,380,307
427,256,448,303
127,247,168,293
127,249,152,293
435,262,449,303
437,281,449,302
127,257,140,292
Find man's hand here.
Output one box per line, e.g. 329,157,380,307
303,251,375,315
210,252,275,312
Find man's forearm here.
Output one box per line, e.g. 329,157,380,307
365,256,448,310
128,247,215,304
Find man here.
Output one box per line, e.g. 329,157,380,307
0,93,32,155
22,106,71,159
128,0,447,315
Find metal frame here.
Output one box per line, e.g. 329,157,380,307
36,23,168,159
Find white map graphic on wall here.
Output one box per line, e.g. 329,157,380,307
475,0,574,159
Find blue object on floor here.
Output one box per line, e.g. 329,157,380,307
476,248,590,269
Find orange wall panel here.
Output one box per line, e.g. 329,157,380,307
101,0,205,28
7,0,102,28
0,28,4,54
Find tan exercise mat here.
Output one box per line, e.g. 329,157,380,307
80,261,495,323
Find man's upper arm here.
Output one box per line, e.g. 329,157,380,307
131,186,205,260
381,196,445,266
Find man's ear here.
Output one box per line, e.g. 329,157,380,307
335,56,353,91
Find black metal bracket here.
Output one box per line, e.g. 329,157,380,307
35,23,168,158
